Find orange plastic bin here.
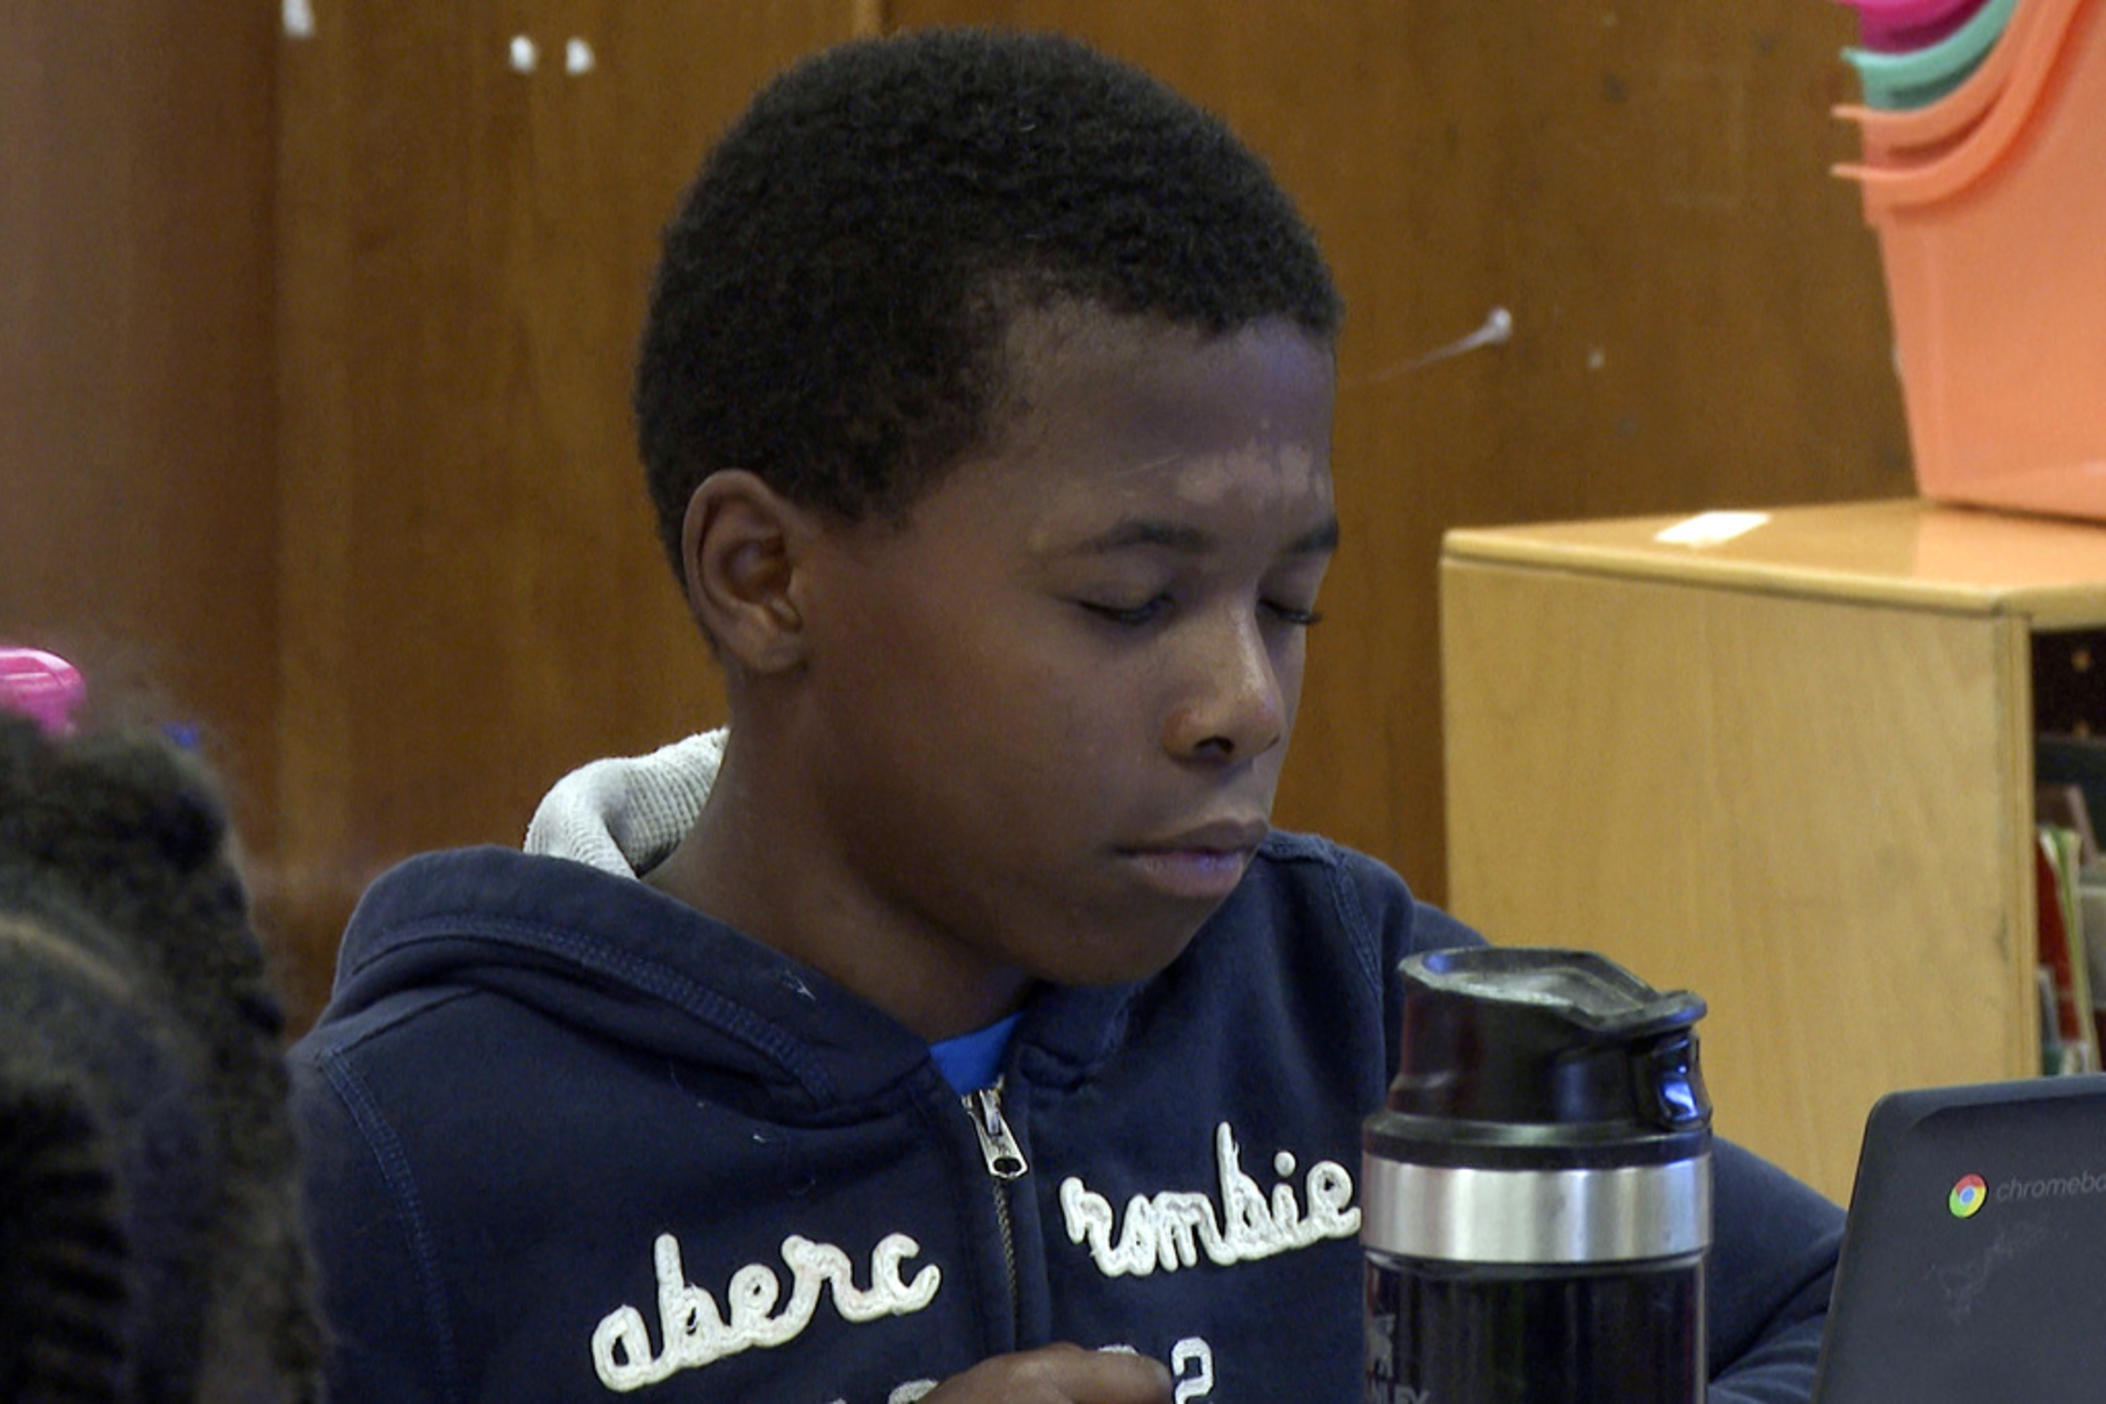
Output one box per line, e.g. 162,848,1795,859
1836,0,2084,165
1838,0,2106,522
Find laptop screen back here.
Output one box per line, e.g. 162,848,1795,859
1812,1075,2106,1402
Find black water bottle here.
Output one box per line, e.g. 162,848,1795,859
1362,947,1713,1403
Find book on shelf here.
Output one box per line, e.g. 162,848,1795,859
2036,825,2098,1075
2038,740,2106,1069
2037,782,2100,863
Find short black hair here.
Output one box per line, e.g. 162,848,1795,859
635,27,1342,576
0,717,320,1402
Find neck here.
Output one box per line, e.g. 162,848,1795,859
644,733,1033,1042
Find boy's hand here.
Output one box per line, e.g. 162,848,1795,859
922,1343,1173,1403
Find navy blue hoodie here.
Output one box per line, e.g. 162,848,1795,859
292,752,1840,1402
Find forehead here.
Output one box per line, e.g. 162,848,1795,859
968,307,1337,539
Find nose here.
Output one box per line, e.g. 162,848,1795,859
1160,611,1290,764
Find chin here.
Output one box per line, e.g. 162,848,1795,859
1037,910,1212,987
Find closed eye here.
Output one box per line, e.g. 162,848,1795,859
1077,596,1172,627
1264,601,1324,628
1079,597,1321,629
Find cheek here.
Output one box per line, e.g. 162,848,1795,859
827,572,981,694
849,601,1105,770
959,654,1161,832
1278,634,1310,715
994,659,1136,777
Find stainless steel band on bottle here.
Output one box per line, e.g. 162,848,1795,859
1360,1154,1713,1265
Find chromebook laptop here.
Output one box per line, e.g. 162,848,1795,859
1811,1074,2106,1402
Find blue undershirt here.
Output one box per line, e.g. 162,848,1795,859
928,1012,1023,1095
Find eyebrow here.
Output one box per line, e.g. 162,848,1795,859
1067,515,1342,558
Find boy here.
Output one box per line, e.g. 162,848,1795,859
292,29,1841,1403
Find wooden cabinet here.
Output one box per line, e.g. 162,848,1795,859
1441,499,2106,1204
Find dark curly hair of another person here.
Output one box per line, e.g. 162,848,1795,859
635,26,1343,575
0,716,320,1403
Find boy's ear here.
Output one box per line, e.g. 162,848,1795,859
678,471,817,674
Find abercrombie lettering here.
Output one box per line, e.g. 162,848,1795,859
1059,1122,1359,1276
592,1231,940,1391
588,1122,1355,1392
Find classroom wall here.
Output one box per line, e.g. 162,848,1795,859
5,1,1910,1027
270,1,878,1018
0,4,281,900
1,2,278,757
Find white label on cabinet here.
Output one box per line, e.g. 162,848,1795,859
1654,511,1770,547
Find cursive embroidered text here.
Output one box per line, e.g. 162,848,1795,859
1059,1122,1358,1277
592,1231,940,1391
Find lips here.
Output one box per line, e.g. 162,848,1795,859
1117,817,1269,901
1128,817,1271,854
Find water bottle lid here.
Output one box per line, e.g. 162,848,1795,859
1376,947,1711,1169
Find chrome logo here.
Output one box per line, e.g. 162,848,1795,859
1949,1174,1988,1218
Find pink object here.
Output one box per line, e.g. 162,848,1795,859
1842,0,1984,24
1838,0,1992,51
0,648,86,736
1864,3,1993,52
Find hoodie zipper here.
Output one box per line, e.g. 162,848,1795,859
965,1082,1027,1334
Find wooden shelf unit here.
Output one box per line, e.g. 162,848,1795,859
1440,498,2106,1204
